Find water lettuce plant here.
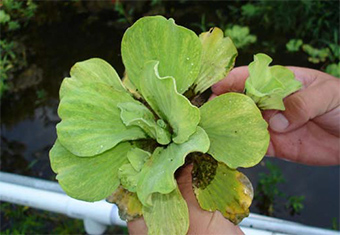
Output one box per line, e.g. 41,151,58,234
50,15,301,234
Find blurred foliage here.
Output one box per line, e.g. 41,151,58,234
255,161,305,217
0,0,37,97
0,0,339,96
255,161,286,216
326,63,340,78
240,1,337,41
302,44,330,64
0,202,85,234
286,39,303,52
237,0,339,77
286,196,305,216
225,25,257,49
332,218,339,231
0,202,128,234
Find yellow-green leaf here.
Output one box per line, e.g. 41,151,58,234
121,15,202,94
194,27,237,94
199,93,269,169
107,186,143,222
245,53,302,110
140,61,200,144
57,81,147,157
143,187,189,235
193,156,253,224
60,58,125,99
118,102,171,145
137,127,210,206
49,140,131,202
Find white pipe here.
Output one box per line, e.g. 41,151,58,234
0,181,125,234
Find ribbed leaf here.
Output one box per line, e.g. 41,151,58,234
194,27,237,94
60,58,125,99
143,187,189,235
50,140,131,201
245,53,302,110
118,102,171,145
118,148,151,192
122,15,202,94
57,81,147,157
199,93,269,168
140,61,200,144
137,127,210,206
192,155,253,224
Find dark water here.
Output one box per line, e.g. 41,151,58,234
1,4,339,231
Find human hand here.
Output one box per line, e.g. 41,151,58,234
127,165,243,235
212,66,340,166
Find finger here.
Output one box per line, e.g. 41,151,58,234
286,66,335,88
268,76,340,133
211,66,249,95
128,217,148,235
268,122,340,165
177,165,244,235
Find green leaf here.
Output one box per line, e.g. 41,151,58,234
245,53,302,110
194,27,237,94
326,62,340,78
107,186,143,221
193,156,253,224
49,140,132,202
60,58,126,101
121,15,202,94
286,39,303,52
127,147,151,172
140,61,200,144
199,93,269,169
137,126,210,206
118,148,151,192
118,163,139,192
0,10,10,24
225,25,257,49
118,102,171,145
143,187,189,235
57,81,147,157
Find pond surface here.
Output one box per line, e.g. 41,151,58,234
1,4,339,231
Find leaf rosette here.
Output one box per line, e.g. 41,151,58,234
50,15,301,235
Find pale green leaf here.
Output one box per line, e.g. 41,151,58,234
60,58,125,99
121,15,202,94
137,127,210,206
127,147,151,172
143,187,189,235
57,81,147,157
118,163,139,192
245,53,302,110
107,186,143,221
199,93,269,169
118,148,151,192
49,140,131,202
225,25,257,49
140,61,200,144
192,155,253,224
194,27,237,94
118,102,171,145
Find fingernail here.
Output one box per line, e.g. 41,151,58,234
269,113,289,132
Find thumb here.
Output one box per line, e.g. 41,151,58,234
269,78,340,133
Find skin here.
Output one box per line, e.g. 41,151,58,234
128,67,339,234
